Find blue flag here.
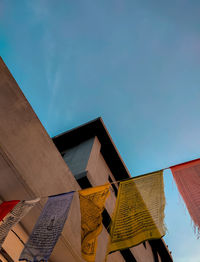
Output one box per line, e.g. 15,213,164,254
19,191,74,262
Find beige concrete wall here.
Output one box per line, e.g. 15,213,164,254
0,58,127,262
0,58,84,262
86,137,117,216
2,223,28,261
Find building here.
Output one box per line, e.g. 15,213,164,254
0,57,173,262
53,118,173,262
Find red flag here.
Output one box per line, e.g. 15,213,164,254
171,159,200,235
0,200,20,221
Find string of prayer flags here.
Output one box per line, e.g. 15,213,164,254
170,159,200,236
0,200,20,221
0,199,40,247
19,191,74,262
107,171,165,254
79,183,110,262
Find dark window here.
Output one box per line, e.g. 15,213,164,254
149,240,173,262
120,249,137,262
102,209,111,232
0,248,14,262
77,175,92,189
149,240,159,262
61,151,66,157
108,176,118,197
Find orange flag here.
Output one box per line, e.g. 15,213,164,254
79,184,110,262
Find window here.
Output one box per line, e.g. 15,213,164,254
0,249,14,262
108,175,118,197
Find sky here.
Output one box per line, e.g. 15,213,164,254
1,0,200,261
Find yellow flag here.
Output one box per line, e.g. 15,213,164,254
79,184,110,262
107,171,165,254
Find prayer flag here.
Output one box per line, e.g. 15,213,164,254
79,184,110,262
19,192,74,262
0,199,39,247
0,200,20,221
107,171,165,254
171,159,200,235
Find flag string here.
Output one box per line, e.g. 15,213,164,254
4,157,200,201
109,157,200,185
37,157,200,199
1,156,199,260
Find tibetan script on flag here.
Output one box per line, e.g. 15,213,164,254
171,159,200,235
19,192,74,262
79,184,110,262
0,199,39,247
107,171,165,253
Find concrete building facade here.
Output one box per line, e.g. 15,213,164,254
0,57,173,262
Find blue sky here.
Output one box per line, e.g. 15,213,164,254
1,0,200,261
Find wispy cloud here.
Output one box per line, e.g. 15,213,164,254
27,1,64,121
